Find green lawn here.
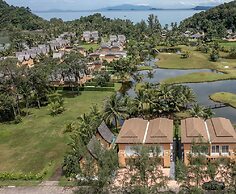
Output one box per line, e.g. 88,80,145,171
0,91,112,176
162,71,236,84
220,41,236,49
137,66,153,71
210,92,236,108
81,43,99,51
157,50,216,69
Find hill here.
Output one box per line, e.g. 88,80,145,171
193,6,213,10
0,0,48,30
98,4,156,11
179,1,236,37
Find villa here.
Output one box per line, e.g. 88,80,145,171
82,31,99,43
181,117,236,165
116,118,174,168
96,121,115,148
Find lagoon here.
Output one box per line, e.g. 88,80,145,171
124,68,236,124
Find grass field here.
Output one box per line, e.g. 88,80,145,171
156,45,216,69
162,71,236,84
155,45,236,84
210,92,236,108
81,43,99,51
0,91,112,177
220,41,236,49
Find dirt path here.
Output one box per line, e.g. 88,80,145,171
49,167,63,181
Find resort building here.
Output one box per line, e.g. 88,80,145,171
118,35,126,43
53,51,65,59
79,122,115,170
96,121,115,148
116,118,174,168
181,117,236,165
82,31,99,43
109,35,118,42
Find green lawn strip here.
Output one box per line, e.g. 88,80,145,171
162,71,236,84
137,66,153,71
210,92,236,108
0,181,40,187
0,91,112,178
81,43,99,51
220,42,236,49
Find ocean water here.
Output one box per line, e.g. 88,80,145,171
34,10,201,25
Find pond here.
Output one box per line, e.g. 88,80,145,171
184,81,236,123
123,68,236,124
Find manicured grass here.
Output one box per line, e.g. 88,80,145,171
137,66,153,71
157,51,215,69
220,41,236,49
0,181,40,187
81,43,99,51
162,71,236,84
0,91,112,176
210,92,236,108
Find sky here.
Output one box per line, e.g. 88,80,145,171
5,0,233,11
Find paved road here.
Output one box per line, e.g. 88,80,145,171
0,182,76,194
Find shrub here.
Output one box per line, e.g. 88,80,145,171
0,171,46,181
49,96,65,116
79,87,114,92
14,115,22,124
210,49,219,62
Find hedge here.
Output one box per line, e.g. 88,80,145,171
85,82,115,87
0,171,47,181
79,87,114,92
159,47,182,53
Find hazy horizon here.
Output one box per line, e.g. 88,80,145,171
5,0,233,11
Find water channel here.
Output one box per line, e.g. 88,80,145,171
123,67,236,124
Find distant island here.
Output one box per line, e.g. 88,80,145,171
34,4,214,13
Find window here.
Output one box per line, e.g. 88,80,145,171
222,145,229,154
149,146,164,157
125,146,137,157
212,145,220,154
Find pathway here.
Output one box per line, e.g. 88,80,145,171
0,182,76,194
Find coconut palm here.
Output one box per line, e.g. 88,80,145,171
189,104,206,118
103,94,127,131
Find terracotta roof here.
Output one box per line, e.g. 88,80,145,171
181,118,209,143
116,118,148,144
145,118,173,144
206,117,236,144
97,121,114,143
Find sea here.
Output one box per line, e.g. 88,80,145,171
34,10,201,25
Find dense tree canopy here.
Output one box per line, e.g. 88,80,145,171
179,1,236,37
0,0,48,31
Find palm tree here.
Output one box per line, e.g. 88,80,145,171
189,104,206,118
77,113,94,144
135,90,146,115
103,94,127,131
203,108,214,120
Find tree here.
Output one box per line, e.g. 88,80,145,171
147,14,161,33
48,94,65,116
189,104,214,119
103,94,127,131
176,141,209,194
122,146,169,193
210,49,219,62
